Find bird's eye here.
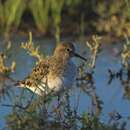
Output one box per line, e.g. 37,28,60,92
67,48,70,51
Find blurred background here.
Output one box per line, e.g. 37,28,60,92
0,0,130,42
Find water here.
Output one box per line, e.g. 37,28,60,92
0,37,130,129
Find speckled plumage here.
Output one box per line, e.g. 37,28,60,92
18,42,86,96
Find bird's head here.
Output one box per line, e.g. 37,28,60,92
54,42,87,61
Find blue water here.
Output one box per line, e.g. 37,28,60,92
0,37,130,129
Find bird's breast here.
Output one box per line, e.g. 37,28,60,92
47,60,77,92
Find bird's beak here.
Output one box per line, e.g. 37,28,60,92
73,52,87,61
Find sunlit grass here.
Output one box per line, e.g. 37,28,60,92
21,32,43,61
86,35,101,69
121,35,130,68
50,0,64,43
0,42,16,74
0,0,26,37
29,0,50,34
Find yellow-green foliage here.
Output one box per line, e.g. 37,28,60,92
0,42,16,75
50,0,64,43
80,113,119,130
121,35,130,68
86,35,101,69
29,0,50,33
21,32,43,61
0,0,26,36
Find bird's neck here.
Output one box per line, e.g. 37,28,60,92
54,52,70,62
49,55,72,78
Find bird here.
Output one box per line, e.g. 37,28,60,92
16,42,87,96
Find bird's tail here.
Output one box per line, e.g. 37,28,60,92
14,80,25,88
13,81,20,86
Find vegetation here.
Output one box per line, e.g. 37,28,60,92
94,0,130,37
0,0,26,37
0,0,130,129
0,0,129,42
0,33,129,129
29,0,50,34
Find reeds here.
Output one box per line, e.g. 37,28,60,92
0,0,129,41
0,0,26,37
29,0,50,34
50,0,64,43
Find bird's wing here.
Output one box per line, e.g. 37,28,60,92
19,59,50,87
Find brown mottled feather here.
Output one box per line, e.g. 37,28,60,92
19,55,68,87
20,58,50,87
